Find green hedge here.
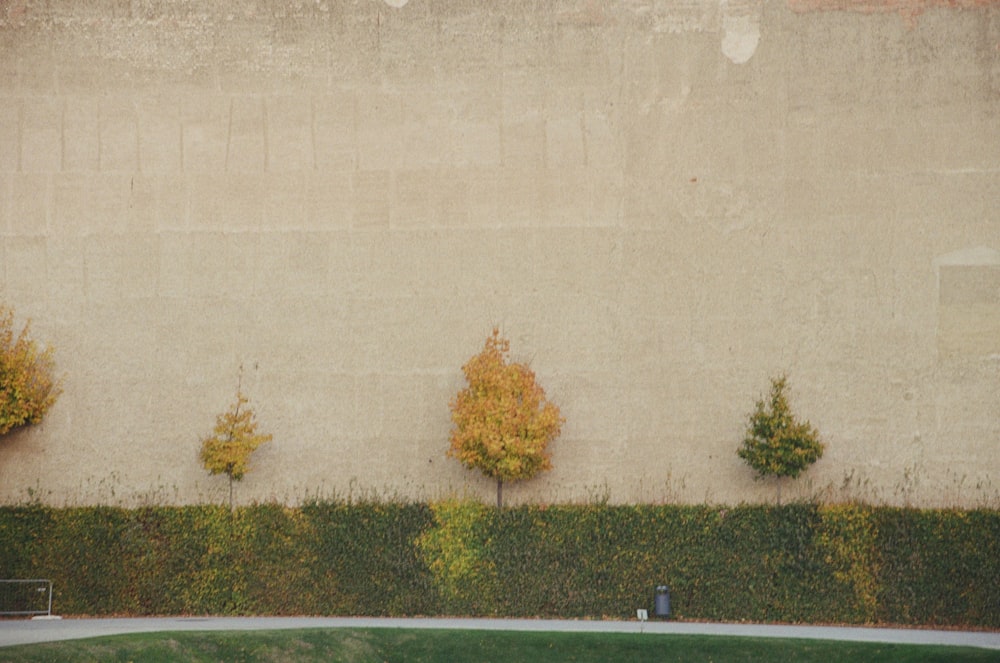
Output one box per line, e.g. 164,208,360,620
0,501,996,627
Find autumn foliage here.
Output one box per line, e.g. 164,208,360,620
200,388,272,509
0,305,61,437
448,329,564,507
737,375,824,503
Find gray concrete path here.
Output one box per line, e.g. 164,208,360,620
1,616,998,650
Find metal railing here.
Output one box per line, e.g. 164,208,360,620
0,579,53,617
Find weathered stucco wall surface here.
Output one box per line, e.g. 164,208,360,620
0,0,998,506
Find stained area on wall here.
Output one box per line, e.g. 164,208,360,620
936,247,1000,359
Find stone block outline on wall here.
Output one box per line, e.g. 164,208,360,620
935,246,1000,360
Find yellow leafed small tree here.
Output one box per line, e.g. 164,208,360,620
200,387,272,510
0,305,61,437
449,328,564,508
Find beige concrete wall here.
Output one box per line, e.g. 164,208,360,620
0,0,998,507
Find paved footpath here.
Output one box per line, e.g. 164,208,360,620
1,617,999,650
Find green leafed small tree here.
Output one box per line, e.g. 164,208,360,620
738,374,824,504
0,305,61,438
200,386,272,510
448,328,565,508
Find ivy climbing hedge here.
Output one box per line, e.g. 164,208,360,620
0,501,996,627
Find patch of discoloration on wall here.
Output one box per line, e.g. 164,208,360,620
623,0,764,63
790,0,996,10
935,247,1000,359
722,1,763,64
789,0,998,24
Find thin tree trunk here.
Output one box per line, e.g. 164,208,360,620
229,476,234,511
497,479,503,509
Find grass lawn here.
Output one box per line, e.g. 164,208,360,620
1,628,998,662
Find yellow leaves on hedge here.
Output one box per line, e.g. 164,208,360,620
199,390,272,483
0,305,61,436
817,504,880,622
448,329,564,486
416,498,497,612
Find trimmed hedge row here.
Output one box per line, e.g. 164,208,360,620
0,501,996,627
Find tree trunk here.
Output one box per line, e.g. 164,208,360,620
497,478,503,509
229,475,234,511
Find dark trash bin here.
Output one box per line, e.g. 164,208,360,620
654,585,670,617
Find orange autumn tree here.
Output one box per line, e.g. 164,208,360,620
448,328,564,508
200,386,272,510
1,305,61,438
